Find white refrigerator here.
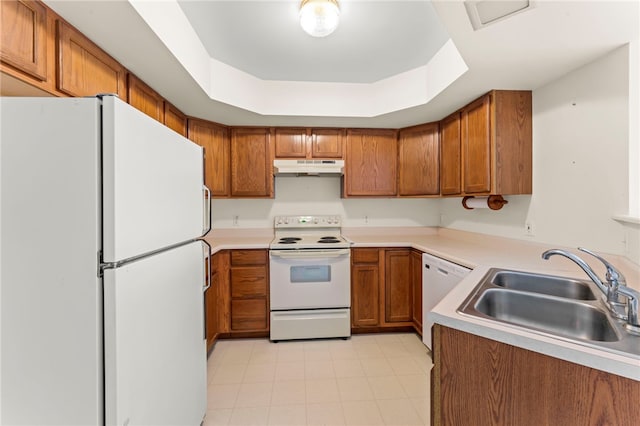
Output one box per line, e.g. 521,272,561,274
1,96,210,425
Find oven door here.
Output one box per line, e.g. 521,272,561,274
269,248,350,310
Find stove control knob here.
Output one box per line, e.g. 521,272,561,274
313,218,319,224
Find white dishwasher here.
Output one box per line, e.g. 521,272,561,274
422,253,471,349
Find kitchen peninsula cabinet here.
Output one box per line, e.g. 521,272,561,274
230,127,274,198
0,0,48,82
351,248,418,331
56,20,127,99
398,123,440,196
188,119,230,197
344,129,398,197
229,249,269,333
431,325,640,426
127,73,164,123
274,128,344,159
461,90,532,195
439,112,462,195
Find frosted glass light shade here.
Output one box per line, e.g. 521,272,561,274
299,0,340,37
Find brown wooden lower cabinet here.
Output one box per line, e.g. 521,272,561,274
229,249,269,333
351,248,420,331
411,250,423,333
384,249,412,323
431,324,640,426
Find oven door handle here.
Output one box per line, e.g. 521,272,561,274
270,248,351,259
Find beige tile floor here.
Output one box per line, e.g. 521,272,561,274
204,332,432,426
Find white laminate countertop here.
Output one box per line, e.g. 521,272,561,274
203,226,640,380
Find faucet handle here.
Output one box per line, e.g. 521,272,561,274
577,247,626,287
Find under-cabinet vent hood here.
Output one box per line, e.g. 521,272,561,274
274,159,344,176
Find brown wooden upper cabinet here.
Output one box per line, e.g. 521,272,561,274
344,129,398,197
127,73,164,123
230,127,274,198
188,118,230,197
398,123,440,196
56,20,126,99
0,0,48,81
274,128,344,159
163,101,187,137
460,90,532,195
439,111,462,196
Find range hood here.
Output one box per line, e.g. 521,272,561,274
274,159,344,176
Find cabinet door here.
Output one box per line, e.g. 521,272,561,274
188,119,229,197
439,112,462,195
462,94,491,194
398,123,439,196
0,0,47,80
230,128,273,197
231,299,268,331
216,251,231,334
205,271,218,351
411,250,422,332
164,102,187,137
127,73,164,123
351,264,380,327
311,128,343,158
345,129,397,196
274,128,307,158
384,250,412,323
56,20,126,99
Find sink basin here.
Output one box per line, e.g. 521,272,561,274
474,289,619,342
457,268,639,358
491,270,596,300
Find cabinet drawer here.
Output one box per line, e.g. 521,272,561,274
231,299,268,331
231,267,267,298
231,249,268,266
352,248,379,264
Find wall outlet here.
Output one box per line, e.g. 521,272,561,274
364,215,369,224
233,215,239,226
525,222,534,236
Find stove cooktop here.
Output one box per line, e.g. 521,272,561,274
270,215,350,250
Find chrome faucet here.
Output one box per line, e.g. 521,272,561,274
542,247,640,334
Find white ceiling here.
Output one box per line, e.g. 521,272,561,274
42,1,639,128
177,0,450,83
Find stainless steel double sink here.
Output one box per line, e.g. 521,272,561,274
458,269,640,357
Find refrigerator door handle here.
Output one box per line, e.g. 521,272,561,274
202,240,212,292
202,185,211,237
201,240,212,342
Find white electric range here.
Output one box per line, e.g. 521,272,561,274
269,215,351,341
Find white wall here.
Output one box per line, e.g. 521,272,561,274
441,45,635,261
211,176,441,228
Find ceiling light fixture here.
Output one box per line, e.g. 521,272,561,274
299,0,340,38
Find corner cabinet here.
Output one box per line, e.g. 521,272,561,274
432,325,640,426
398,123,440,196
230,127,274,198
344,129,398,197
460,90,532,195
